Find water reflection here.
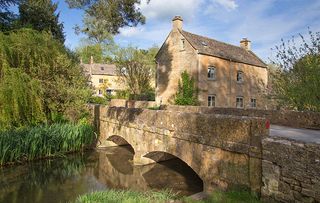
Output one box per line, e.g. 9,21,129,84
0,146,203,203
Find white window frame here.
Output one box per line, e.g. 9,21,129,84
208,66,216,80
208,95,216,107
250,98,257,108
236,97,244,108
237,71,244,83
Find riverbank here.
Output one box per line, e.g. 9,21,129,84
76,189,261,203
0,123,95,166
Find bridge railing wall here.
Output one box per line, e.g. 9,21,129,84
161,105,320,130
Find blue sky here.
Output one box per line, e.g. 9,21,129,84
56,0,320,62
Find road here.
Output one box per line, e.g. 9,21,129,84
270,125,320,144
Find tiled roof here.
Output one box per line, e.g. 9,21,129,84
180,30,267,68
82,63,117,75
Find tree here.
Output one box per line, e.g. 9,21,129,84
0,29,91,128
19,0,65,43
271,30,320,111
114,46,157,100
174,70,198,106
66,0,148,42
75,38,117,64
0,0,19,31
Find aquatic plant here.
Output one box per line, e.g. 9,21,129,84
0,123,95,165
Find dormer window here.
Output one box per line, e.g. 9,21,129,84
208,66,216,80
237,71,244,82
100,67,104,70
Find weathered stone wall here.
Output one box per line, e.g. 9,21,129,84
109,99,157,108
93,105,268,194
161,105,320,129
262,137,320,202
198,54,268,108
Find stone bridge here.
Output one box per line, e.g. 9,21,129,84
92,106,269,194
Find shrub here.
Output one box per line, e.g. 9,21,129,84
174,70,198,106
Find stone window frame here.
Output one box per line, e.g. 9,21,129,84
99,78,104,83
207,66,216,80
236,71,244,83
236,96,244,108
208,95,216,107
250,98,257,108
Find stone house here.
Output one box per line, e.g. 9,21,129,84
82,57,125,97
156,16,268,109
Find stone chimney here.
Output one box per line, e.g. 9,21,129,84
172,16,183,30
240,38,251,51
90,56,94,64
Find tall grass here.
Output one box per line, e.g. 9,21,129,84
0,123,95,165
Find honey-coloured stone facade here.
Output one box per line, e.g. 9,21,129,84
156,16,268,109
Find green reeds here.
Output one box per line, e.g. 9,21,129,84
0,123,95,165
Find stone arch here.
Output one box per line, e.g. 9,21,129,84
142,151,204,192
105,135,135,154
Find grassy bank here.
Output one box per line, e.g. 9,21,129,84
76,190,176,203
0,123,95,165
76,189,261,203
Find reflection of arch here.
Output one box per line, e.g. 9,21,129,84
142,151,204,193
106,135,135,154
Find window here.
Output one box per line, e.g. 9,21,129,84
106,89,112,95
181,39,185,50
208,95,216,107
98,89,103,95
99,78,103,83
236,97,244,108
208,66,216,80
250,98,257,108
237,71,244,82
100,67,104,71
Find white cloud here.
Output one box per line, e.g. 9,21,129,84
212,0,238,10
119,27,144,37
139,0,201,22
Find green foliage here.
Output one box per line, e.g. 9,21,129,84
114,46,158,100
0,65,46,129
271,30,320,111
19,0,65,43
76,189,176,203
66,0,148,42
183,189,261,203
115,90,130,100
0,123,95,165
175,70,198,106
75,38,117,64
0,29,92,128
88,96,108,105
0,0,19,32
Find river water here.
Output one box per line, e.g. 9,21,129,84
0,146,203,203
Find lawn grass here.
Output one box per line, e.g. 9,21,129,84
183,189,261,203
75,189,176,203
76,189,261,203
